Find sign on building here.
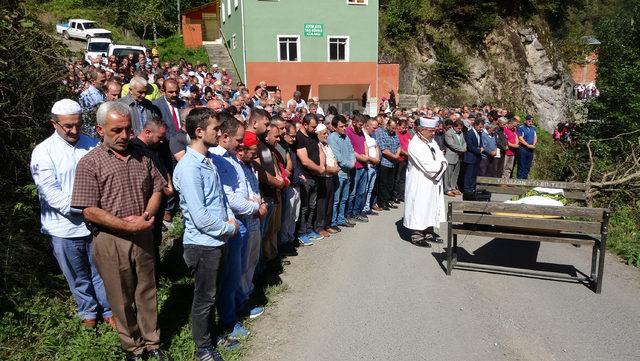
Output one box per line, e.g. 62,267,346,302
304,23,324,37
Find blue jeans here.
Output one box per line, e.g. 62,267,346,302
517,148,534,179
218,222,247,328
348,168,368,217
332,170,350,226
51,235,111,320
363,167,377,212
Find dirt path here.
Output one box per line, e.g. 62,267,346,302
244,198,640,361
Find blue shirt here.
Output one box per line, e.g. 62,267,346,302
210,146,260,218
79,86,105,112
480,131,497,159
327,132,356,171
517,124,536,145
173,147,235,247
374,128,400,168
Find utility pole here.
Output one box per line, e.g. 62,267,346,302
177,0,181,35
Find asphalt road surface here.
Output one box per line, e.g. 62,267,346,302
245,196,640,361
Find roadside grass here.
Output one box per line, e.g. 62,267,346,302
145,35,210,66
0,212,290,360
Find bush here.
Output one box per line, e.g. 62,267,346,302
146,35,209,65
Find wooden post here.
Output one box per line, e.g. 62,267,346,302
596,210,610,294
446,202,453,275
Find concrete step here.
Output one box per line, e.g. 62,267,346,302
204,43,241,84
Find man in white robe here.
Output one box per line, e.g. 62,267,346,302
403,117,448,245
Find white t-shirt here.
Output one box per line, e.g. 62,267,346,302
364,132,378,168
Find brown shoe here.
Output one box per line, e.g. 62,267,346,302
319,230,331,238
326,227,340,234
103,316,117,330
453,190,462,195
446,191,457,197
82,318,97,329
372,204,382,211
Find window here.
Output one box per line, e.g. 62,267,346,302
278,35,300,62
347,0,367,4
221,3,226,22
227,0,231,16
232,34,237,49
234,0,238,8
328,36,349,61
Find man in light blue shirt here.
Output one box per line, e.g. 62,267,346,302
327,115,356,229
173,108,238,360
210,114,266,340
30,99,112,328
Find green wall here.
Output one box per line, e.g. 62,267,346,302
221,0,246,82
223,0,378,64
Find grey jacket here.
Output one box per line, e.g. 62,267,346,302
444,128,467,164
119,94,161,135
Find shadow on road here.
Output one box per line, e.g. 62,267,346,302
394,219,433,248
431,238,593,288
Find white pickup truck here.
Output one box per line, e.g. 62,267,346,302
56,19,112,41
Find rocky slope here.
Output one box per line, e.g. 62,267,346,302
396,21,575,132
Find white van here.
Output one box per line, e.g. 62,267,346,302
84,37,112,64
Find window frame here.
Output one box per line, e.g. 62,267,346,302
327,36,350,62
346,0,368,5
277,35,301,62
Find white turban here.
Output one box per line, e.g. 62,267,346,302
418,117,438,128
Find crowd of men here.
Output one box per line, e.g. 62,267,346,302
33,52,540,361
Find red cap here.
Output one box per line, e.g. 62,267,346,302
243,131,259,147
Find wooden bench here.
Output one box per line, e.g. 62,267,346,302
476,177,589,202
446,201,610,293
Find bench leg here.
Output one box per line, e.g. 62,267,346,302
596,240,606,294
590,244,598,281
453,234,458,267
446,230,453,275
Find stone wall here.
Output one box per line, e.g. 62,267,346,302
396,21,575,132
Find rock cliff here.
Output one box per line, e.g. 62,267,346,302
395,21,574,132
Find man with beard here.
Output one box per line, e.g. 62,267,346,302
403,117,448,245
279,122,306,246
373,118,402,210
173,108,238,361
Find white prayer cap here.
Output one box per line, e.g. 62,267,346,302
51,99,82,115
418,117,438,128
315,123,327,134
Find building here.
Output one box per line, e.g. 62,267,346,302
569,36,600,85
219,0,398,114
181,3,221,48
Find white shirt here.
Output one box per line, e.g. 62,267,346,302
364,131,378,168
30,132,99,238
320,143,337,177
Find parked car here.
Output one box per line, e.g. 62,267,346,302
56,19,112,41
84,37,112,64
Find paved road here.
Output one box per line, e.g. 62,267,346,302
245,197,640,361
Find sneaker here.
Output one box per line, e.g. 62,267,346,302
229,322,249,338
216,336,240,351
307,231,324,241
196,347,224,361
338,222,354,228
298,234,313,246
249,306,265,319
388,203,398,209
344,218,357,226
365,210,378,216
353,215,369,223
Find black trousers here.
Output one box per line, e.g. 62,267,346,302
463,160,480,193
393,161,408,201
315,176,336,232
376,165,396,206
298,177,318,235
183,244,224,350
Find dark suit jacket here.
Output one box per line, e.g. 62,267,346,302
119,95,161,135
463,129,483,164
153,96,187,138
